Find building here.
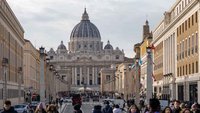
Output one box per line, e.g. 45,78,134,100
115,62,134,100
23,39,40,102
47,9,125,92
152,0,200,102
0,0,25,107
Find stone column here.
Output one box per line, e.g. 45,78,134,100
75,67,77,85
80,67,82,84
95,67,98,84
92,67,95,85
72,67,74,85
87,67,89,85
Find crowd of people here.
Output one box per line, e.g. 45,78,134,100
1,100,60,113
90,98,200,113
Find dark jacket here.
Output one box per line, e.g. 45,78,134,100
93,105,102,113
173,107,181,113
102,105,113,113
73,110,82,113
2,107,18,113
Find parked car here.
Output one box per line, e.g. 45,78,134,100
14,104,31,113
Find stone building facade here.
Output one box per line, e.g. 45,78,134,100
152,0,200,102
47,9,125,92
0,0,25,107
23,39,40,100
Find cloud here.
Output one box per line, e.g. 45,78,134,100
7,0,174,57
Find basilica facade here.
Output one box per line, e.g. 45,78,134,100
47,9,125,91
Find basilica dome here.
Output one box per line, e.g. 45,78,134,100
70,8,101,39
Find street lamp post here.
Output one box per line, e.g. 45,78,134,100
18,67,22,103
2,58,8,102
146,46,153,104
39,47,46,102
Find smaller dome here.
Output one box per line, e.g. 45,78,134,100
48,48,55,54
58,41,66,50
104,40,113,50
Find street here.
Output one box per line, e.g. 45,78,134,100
61,101,103,113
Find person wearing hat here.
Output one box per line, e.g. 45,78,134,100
73,104,82,113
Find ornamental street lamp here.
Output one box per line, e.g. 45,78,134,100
39,46,46,102
146,46,153,104
2,58,8,102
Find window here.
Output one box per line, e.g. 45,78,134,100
177,67,179,76
79,45,81,48
50,56,53,59
189,64,191,74
77,74,80,76
185,21,187,31
192,35,194,54
90,45,92,48
182,23,184,33
185,39,187,57
89,80,92,85
180,42,182,59
196,32,198,53
116,55,119,59
177,28,179,36
106,75,110,81
192,63,194,74
180,26,181,35
182,1,184,9
196,61,198,73
182,41,184,58
195,12,198,23
77,57,79,60
186,65,188,75
183,66,185,75
179,4,181,13
177,45,179,60
189,18,190,28
180,67,182,76
188,37,190,56
90,74,92,77
192,15,194,26
77,80,80,85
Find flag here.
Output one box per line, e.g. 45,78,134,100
139,59,143,66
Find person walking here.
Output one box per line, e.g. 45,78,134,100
2,100,17,113
113,104,122,113
172,100,181,113
73,104,82,113
162,106,172,113
102,101,113,113
93,105,102,113
46,104,58,113
128,104,140,113
148,98,161,113
35,102,47,113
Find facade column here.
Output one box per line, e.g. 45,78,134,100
72,67,74,85
87,67,89,85
95,67,98,84
75,67,77,85
80,67,82,84
92,67,95,85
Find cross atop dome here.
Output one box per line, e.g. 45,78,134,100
82,8,89,20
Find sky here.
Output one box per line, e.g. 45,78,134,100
7,0,174,58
